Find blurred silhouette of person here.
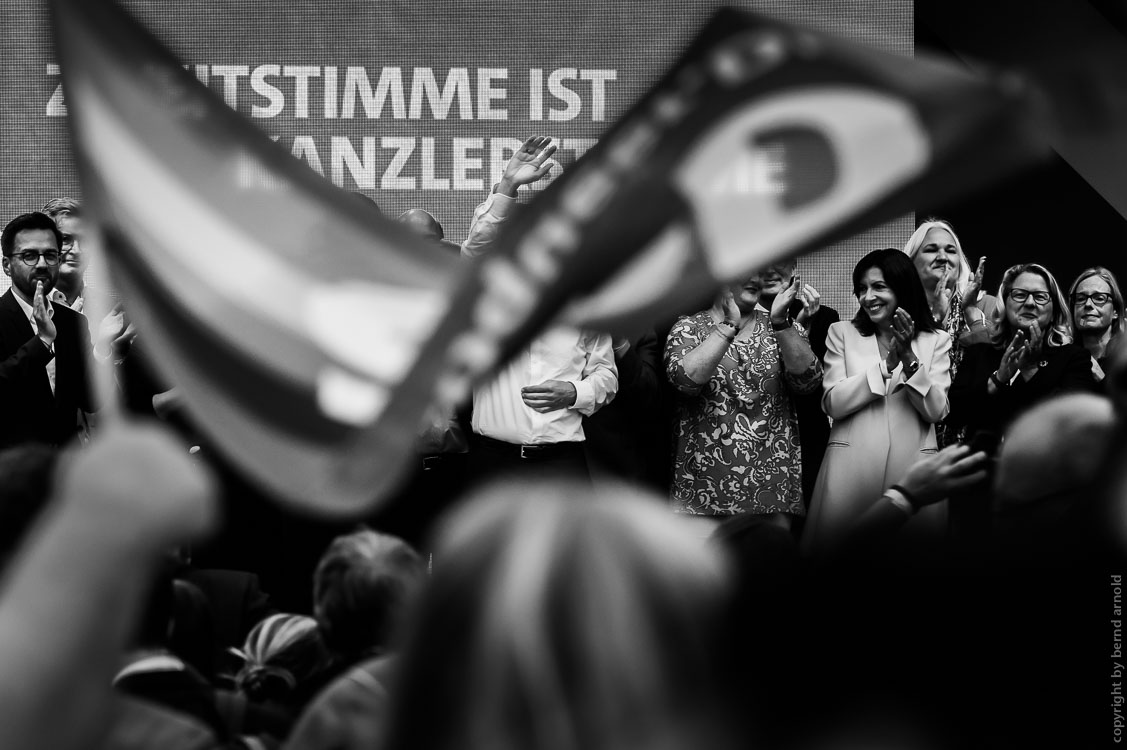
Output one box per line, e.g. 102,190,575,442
380,478,739,750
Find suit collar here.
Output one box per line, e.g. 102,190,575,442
0,289,33,337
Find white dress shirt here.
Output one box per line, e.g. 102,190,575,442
461,187,617,444
13,292,56,395
472,326,617,444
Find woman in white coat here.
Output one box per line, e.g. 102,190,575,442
801,248,953,557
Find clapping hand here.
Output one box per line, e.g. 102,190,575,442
33,281,56,348
890,309,916,354
885,336,902,373
1024,319,1044,353
885,309,918,372
794,282,822,327
997,321,1042,381
963,256,986,310
769,275,803,325
497,135,557,196
934,263,954,320
94,304,137,361
720,288,742,327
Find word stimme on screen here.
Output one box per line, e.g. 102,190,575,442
47,64,619,123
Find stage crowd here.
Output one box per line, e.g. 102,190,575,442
0,136,1120,749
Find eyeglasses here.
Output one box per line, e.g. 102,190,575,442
8,250,63,267
1008,288,1052,306
1072,292,1113,307
61,235,79,250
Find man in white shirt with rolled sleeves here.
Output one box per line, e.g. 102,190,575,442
463,135,617,482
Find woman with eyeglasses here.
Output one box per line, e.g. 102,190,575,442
1067,267,1124,382
947,263,1098,443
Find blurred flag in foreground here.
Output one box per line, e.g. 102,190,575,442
50,0,463,515
426,8,1051,412
51,0,1049,515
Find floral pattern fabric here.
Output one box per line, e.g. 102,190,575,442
937,290,968,448
665,310,822,516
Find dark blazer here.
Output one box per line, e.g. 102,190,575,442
0,288,94,449
790,304,839,506
947,340,1098,439
583,329,665,488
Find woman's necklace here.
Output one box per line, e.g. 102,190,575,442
876,332,892,359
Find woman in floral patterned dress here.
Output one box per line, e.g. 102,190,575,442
665,272,823,531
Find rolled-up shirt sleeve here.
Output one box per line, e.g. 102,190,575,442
569,330,617,416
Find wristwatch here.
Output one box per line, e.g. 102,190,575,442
902,359,921,379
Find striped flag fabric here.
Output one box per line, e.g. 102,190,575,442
50,0,463,515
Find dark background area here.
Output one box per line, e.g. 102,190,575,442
915,0,1127,296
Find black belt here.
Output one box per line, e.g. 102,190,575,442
474,434,585,460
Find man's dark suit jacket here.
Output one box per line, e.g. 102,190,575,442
0,288,94,449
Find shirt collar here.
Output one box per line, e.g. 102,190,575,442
49,288,81,312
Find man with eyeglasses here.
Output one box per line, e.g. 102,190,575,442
0,212,95,449
41,197,87,312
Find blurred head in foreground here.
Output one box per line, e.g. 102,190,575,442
382,479,737,750
992,392,1119,563
312,529,425,665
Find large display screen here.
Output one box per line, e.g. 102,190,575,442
0,0,912,312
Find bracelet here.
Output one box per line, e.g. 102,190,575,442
713,326,735,344
771,319,792,332
717,320,738,333
888,484,919,514
989,370,1009,389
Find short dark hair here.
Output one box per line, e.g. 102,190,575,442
41,197,81,221
2,213,63,258
851,248,938,337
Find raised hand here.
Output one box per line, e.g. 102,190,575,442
997,330,1027,382
769,274,802,325
32,281,56,348
963,256,986,310
1024,319,1044,355
794,282,821,326
889,308,916,350
934,263,954,320
720,288,742,327
885,336,901,373
497,135,558,196
94,304,137,361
